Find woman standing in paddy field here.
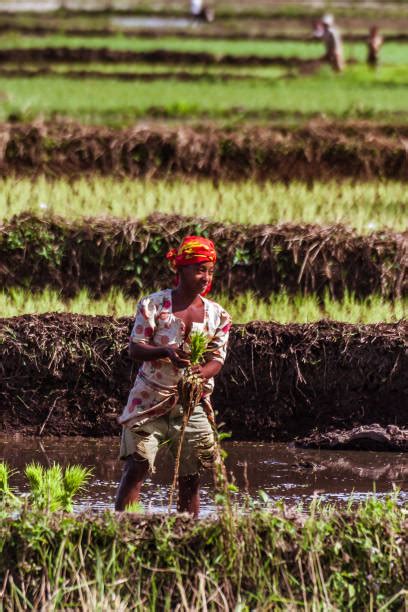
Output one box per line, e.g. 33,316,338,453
115,236,231,517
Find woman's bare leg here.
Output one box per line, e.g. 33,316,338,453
178,473,200,518
115,453,149,511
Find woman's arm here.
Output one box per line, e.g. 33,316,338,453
129,341,190,369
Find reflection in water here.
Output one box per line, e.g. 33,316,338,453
1,436,406,515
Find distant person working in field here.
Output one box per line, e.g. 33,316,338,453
190,0,215,23
115,237,231,517
315,14,344,72
367,26,383,68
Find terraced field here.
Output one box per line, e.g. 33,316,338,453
0,7,407,607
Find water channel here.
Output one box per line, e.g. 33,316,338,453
1,436,407,514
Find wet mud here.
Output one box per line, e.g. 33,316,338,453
1,122,408,181
1,213,406,300
296,424,408,452
0,314,406,443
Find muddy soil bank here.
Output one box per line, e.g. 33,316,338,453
0,47,320,68
0,314,406,441
0,66,285,83
3,23,408,41
1,213,406,299
1,122,408,181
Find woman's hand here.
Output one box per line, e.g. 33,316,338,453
190,361,222,380
190,364,205,380
165,347,190,369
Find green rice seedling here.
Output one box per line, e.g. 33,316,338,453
25,462,63,512
188,330,208,365
1,287,406,322
0,462,12,498
124,501,144,513
0,461,18,506
24,462,92,512
1,177,406,232
62,465,94,512
2,62,408,124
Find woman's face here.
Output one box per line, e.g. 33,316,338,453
179,261,215,294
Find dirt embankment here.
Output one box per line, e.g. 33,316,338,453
0,67,282,82
1,213,406,299
0,47,320,68
0,314,406,442
1,122,408,181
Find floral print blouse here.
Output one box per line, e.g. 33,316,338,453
118,289,232,429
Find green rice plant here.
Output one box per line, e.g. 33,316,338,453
2,63,408,124
62,465,95,512
25,462,93,512
188,330,208,365
124,501,144,513
1,33,408,65
1,177,406,232
0,462,17,505
1,287,406,323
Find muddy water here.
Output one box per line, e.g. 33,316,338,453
1,436,406,514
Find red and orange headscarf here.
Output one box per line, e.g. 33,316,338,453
166,236,217,296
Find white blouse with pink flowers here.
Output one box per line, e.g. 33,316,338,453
118,289,232,429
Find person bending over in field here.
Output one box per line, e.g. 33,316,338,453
115,236,231,517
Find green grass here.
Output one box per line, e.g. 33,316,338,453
1,64,408,123
1,177,406,232
0,33,323,55
1,61,288,79
1,493,407,609
2,33,408,64
2,287,406,323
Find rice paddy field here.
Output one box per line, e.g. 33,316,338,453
0,2,407,609
1,176,407,231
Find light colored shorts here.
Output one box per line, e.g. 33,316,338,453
119,404,215,477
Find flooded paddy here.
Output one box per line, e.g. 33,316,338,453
1,436,406,514
111,16,192,29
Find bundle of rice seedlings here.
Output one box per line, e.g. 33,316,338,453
169,331,208,511
25,462,93,512
178,331,208,415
